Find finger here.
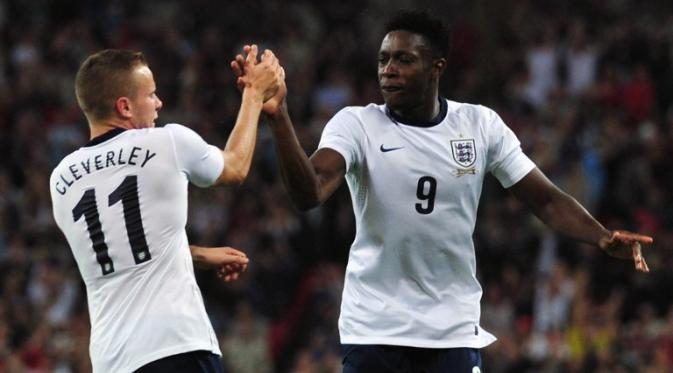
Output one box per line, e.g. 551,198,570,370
224,247,247,257
225,272,240,282
228,256,249,265
631,242,648,272
614,231,654,244
235,54,246,70
261,49,275,62
230,60,242,77
246,45,259,64
235,54,246,66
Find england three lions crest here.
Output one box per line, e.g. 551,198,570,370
450,139,476,168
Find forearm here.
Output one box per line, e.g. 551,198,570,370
268,108,322,210
189,245,209,269
534,190,611,247
218,88,264,185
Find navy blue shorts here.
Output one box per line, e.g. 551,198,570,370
135,350,223,373
341,344,482,373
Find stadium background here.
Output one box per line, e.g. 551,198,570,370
0,0,672,372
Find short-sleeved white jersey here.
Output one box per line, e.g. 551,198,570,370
50,124,224,373
318,98,535,348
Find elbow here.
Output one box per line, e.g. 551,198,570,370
229,169,248,186
217,167,248,186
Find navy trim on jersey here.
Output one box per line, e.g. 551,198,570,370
385,97,447,127
84,128,127,147
341,344,482,373
135,350,223,373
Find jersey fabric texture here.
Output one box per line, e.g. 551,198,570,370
318,98,536,348
50,124,224,373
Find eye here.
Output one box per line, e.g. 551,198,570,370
398,55,414,64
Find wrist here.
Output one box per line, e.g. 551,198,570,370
242,86,265,104
189,246,205,263
266,102,288,122
597,229,613,250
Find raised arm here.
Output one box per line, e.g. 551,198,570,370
509,167,652,272
267,104,346,210
216,45,283,186
231,49,345,210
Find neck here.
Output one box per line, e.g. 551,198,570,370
89,119,135,140
390,90,440,123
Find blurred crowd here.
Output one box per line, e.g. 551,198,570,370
0,0,672,372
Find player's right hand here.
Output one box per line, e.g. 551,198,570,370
231,45,287,115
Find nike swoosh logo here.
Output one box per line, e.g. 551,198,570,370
380,145,404,152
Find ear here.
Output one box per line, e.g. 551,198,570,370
432,58,447,79
115,97,133,119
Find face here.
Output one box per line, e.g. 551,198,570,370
128,65,162,128
378,31,439,111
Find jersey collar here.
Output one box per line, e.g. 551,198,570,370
84,128,127,148
385,97,448,127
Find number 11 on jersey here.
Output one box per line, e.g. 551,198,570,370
72,175,151,276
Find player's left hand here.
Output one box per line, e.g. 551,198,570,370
599,230,653,273
197,246,249,282
217,262,247,282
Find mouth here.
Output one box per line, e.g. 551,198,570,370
381,85,403,93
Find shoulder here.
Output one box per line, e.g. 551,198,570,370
50,149,81,180
160,123,207,144
340,103,385,115
445,99,498,123
161,123,195,137
329,103,387,125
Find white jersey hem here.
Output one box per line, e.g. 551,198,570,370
339,335,497,349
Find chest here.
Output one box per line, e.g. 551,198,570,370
366,123,484,178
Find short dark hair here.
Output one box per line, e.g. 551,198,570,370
75,49,147,121
384,10,451,60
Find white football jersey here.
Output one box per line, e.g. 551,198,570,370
318,98,536,348
50,124,224,372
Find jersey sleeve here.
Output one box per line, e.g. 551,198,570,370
317,108,365,172
484,109,536,188
165,123,224,187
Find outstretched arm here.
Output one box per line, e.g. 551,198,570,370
509,168,652,272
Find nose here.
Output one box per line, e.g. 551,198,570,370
156,97,163,111
380,60,397,77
